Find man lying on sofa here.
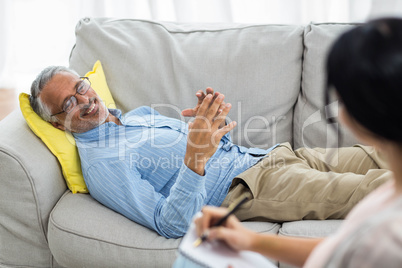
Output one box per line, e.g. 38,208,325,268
29,66,391,238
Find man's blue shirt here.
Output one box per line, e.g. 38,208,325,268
73,106,277,238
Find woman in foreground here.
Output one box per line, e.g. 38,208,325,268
194,18,402,267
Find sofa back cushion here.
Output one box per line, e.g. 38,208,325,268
70,18,304,148
293,23,359,149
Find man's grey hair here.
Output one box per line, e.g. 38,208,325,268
30,66,79,122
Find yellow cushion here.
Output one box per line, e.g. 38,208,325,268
19,60,116,193
85,60,116,109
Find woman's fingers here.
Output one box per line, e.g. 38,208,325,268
195,206,230,236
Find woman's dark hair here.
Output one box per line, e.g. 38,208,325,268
326,18,402,143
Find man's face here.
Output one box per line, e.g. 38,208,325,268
40,71,109,133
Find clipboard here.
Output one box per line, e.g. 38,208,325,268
176,222,277,268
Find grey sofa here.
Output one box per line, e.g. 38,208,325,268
0,18,360,268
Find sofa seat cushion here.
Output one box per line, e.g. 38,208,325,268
278,220,343,268
48,192,280,268
280,219,342,238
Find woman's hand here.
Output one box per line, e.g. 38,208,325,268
194,206,256,251
194,206,324,267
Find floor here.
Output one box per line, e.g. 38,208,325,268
0,88,17,121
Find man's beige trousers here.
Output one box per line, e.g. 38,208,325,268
221,142,392,222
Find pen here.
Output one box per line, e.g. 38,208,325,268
193,193,249,248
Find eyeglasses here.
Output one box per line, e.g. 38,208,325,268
51,77,91,117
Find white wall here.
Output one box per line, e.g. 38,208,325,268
0,0,401,97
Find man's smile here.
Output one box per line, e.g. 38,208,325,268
81,99,99,117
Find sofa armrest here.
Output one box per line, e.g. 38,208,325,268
0,110,67,267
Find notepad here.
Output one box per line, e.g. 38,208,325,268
177,222,277,268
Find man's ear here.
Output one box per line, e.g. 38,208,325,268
50,121,66,131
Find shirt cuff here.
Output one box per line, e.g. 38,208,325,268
176,162,206,194
222,129,232,142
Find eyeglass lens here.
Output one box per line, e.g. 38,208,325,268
63,79,90,113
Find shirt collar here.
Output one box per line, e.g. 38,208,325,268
72,108,122,141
